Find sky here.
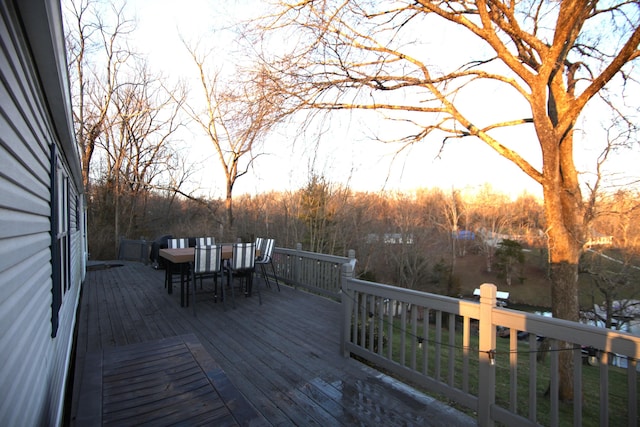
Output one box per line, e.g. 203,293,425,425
126,0,638,201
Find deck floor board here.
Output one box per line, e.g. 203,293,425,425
68,261,474,426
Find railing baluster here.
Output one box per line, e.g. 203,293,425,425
448,314,455,386
400,302,407,366
435,310,442,381
423,308,430,376
550,339,559,427
387,299,394,361
411,305,418,370
359,293,367,348
377,296,384,356
529,334,537,423
509,329,517,413
573,344,582,426
368,294,375,352
599,350,610,426
628,357,637,426
462,316,470,393
352,292,359,347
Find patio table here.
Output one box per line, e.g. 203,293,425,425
159,246,260,307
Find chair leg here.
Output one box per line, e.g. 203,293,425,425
254,271,262,305
227,270,236,309
183,268,188,307
191,272,197,317
213,276,218,303
260,263,272,289
220,274,228,311
185,267,191,307
269,260,281,291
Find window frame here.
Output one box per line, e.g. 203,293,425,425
50,143,71,337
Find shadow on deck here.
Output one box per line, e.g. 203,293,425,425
67,261,475,426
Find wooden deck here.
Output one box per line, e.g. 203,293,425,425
67,262,474,426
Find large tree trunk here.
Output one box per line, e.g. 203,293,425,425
542,166,584,402
548,261,579,401
531,50,587,398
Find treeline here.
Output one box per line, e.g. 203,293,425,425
88,176,640,294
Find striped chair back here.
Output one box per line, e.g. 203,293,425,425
231,243,255,270
193,245,222,274
168,238,189,249
196,237,215,247
261,238,275,262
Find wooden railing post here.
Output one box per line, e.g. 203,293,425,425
341,263,354,358
294,243,303,290
347,249,356,277
478,283,497,427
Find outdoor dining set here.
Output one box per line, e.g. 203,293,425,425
158,237,280,314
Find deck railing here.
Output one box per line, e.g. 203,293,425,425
272,244,356,299
118,237,150,264
339,264,640,427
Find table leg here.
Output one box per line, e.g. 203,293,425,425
180,264,185,307
166,261,173,294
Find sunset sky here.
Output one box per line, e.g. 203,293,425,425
125,0,637,201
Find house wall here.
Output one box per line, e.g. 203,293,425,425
0,1,86,426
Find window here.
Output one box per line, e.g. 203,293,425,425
51,144,71,337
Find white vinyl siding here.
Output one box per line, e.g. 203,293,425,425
0,1,85,426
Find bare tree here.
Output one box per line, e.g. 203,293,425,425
384,192,438,291
65,0,191,256
469,186,511,272
437,188,467,288
101,60,186,248
254,1,640,401
581,250,640,332
494,239,526,286
65,0,134,191
183,45,284,234
297,173,337,253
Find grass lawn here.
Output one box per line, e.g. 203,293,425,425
438,249,639,311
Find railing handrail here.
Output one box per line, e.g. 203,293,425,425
271,244,357,299
340,266,640,427
275,245,357,266
346,276,480,317
493,306,640,358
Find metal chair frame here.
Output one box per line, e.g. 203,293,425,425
226,242,258,307
255,238,280,291
190,244,224,314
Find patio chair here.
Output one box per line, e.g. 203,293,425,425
190,245,224,315
255,238,280,291
165,238,190,290
225,242,258,307
195,237,216,287
196,237,215,247
168,238,189,248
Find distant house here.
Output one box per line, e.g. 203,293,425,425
453,230,475,240
477,228,527,248
366,233,414,244
0,1,87,426
584,230,614,248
